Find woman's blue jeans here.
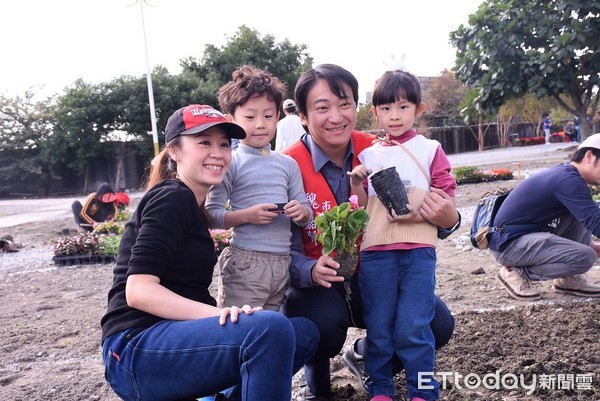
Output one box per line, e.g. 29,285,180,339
359,248,440,401
102,311,318,401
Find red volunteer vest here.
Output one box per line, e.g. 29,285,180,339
284,131,376,260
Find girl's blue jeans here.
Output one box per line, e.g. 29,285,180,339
102,311,318,401
359,248,440,401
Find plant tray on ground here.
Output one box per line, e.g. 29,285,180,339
52,254,115,266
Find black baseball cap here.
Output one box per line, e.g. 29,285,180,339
165,105,246,144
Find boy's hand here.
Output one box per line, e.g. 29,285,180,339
281,200,311,224
244,203,280,224
347,165,372,186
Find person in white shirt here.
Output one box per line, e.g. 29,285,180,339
275,99,306,152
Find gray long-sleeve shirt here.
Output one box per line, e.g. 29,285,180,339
206,143,311,254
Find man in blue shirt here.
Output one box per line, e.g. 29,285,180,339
491,134,600,300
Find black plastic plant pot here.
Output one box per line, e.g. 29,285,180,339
370,166,409,215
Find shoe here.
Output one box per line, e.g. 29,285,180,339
0,239,18,253
195,394,230,401
553,274,600,297
342,339,369,394
496,266,540,300
297,377,328,401
370,396,393,401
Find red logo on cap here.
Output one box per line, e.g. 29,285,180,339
183,105,226,129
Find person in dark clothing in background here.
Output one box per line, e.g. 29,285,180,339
71,183,118,231
492,134,600,301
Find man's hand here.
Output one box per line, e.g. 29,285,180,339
592,241,600,258
311,255,345,288
419,187,458,228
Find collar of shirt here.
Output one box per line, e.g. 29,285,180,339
379,129,418,145
237,142,272,156
303,134,355,172
302,134,354,204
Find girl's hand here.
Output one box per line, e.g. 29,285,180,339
386,204,421,224
218,304,264,325
347,165,372,186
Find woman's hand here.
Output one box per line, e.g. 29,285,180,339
218,304,264,325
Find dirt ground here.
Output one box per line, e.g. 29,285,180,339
1,146,599,401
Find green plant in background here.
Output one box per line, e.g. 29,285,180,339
589,185,600,201
453,165,514,184
114,210,132,222
209,229,232,255
99,235,121,256
315,196,370,257
93,220,125,236
488,169,514,181
452,166,487,183
54,233,123,257
53,233,100,256
115,192,130,212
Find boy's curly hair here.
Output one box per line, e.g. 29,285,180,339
217,65,286,115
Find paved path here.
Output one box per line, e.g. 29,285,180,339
0,192,144,228
447,141,575,167
0,142,576,229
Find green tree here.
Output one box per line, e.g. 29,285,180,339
0,91,57,196
48,80,114,193
422,69,467,127
103,67,209,189
2,27,314,195
450,0,600,139
459,88,496,151
356,103,377,132
181,25,313,101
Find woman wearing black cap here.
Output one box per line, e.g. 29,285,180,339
100,104,319,401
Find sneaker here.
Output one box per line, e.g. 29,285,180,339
496,266,540,300
195,394,230,401
553,274,600,297
370,396,393,401
297,376,328,401
342,339,370,394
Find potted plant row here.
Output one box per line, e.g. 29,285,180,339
53,207,130,266
452,166,514,185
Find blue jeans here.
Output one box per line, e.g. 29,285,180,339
102,311,318,401
281,272,454,398
359,248,440,401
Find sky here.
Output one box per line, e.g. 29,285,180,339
0,0,484,104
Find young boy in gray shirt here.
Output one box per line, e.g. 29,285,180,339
206,66,311,310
